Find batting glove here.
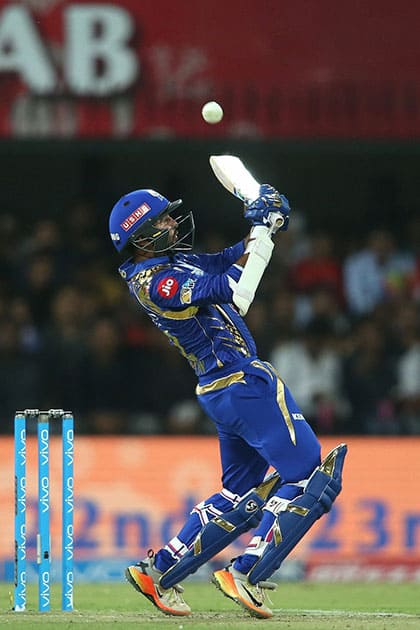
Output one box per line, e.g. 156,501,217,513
244,184,291,231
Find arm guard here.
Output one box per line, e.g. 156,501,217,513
232,225,274,316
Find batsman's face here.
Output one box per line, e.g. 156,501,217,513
154,214,179,243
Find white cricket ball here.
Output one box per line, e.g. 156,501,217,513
201,101,223,124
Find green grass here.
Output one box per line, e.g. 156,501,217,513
1,582,420,629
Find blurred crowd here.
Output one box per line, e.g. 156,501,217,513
0,201,419,436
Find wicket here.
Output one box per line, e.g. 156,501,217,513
14,409,74,613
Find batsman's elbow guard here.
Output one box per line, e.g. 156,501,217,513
232,289,252,317
232,226,274,316
247,443,347,585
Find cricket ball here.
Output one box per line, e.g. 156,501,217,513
201,101,223,124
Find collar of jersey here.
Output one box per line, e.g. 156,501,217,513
119,256,171,281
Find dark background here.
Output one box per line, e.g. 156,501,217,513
2,139,419,239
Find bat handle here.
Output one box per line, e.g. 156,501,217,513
267,212,285,236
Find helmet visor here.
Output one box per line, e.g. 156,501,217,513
130,204,195,254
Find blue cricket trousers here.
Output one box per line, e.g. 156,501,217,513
197,360,321,495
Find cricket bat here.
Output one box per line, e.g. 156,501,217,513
209,154,284,231
209,155,261,204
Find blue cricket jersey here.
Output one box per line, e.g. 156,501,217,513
119,239,322,544
118,241,324,581
119,241,258,384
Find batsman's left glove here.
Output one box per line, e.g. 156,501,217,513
244,184,290,232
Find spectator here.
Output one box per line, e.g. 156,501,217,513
245,299,277,360
343,229,415,315
342,318,398,434
18,254,58,329
82,317,132,433
268,289,299,343
0,319,43,432
393,303,420,433
290,232,343,304
9,296,41,353
41,286,88,423
165,399,206,434
270,316,346,433
0,201,418,436
307,288,350,336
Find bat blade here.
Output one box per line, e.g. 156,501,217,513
209,155,260,204
210,154,285,233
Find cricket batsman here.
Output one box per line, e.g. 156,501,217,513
108,179,347,618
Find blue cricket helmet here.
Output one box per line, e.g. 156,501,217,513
109,189,191,254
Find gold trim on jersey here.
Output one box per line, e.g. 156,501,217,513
196,371,246,395
276,377,296,446
164,329,205,374
213,305,251,357
159,306,198,320
251,360,296,446
251,360,275,381
194,313,224,368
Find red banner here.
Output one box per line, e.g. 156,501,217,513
0,0,420,138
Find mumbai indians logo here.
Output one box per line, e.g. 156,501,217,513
180,278,196,304
40,571,50,607
245,500,259,512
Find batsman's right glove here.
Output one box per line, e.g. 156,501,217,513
244,184,291,232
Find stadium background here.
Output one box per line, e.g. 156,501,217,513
0,0,419,584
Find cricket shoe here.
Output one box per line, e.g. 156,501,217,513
212,564,276,619
125,556,191,617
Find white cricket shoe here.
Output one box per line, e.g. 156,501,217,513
125,556,191,617
212,564,276,619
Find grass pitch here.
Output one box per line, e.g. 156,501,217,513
1,581,419,629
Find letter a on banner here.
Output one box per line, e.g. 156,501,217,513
0,6,55,92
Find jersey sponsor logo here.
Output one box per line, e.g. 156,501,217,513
120,203,151,231
157,276,179,298
292,413,305,420
180,278,196,304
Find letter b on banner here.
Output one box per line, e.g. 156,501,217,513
65,6,138,95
